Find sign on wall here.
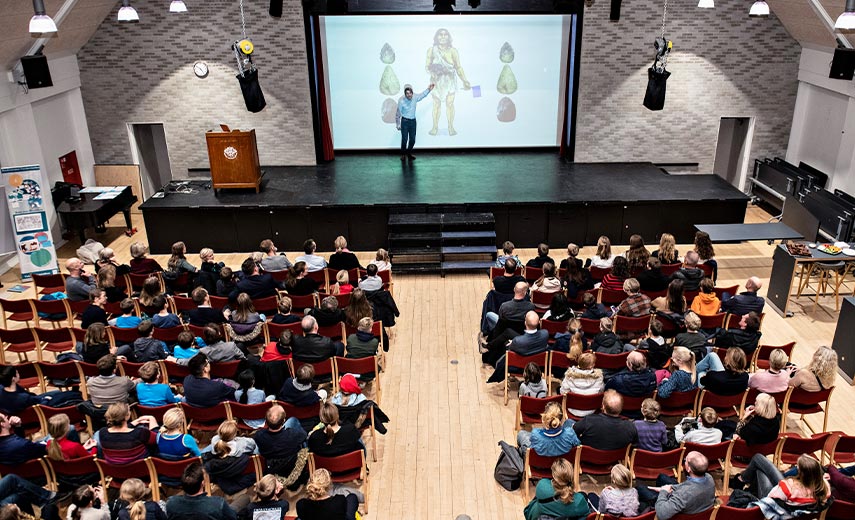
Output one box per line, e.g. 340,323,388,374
1,164,59,280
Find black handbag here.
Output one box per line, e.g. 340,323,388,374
643,63,671,111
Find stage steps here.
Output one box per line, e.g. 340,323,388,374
388,211,497,275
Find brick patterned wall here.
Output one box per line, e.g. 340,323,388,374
575,0,800,171
78,0,316,177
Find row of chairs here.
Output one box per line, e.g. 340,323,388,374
491,262,716,286
522,284,739,312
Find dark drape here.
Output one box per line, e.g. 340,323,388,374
311,16,335,162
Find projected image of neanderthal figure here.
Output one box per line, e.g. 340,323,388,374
425,28,471,136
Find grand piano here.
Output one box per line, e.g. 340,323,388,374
56,186,138,243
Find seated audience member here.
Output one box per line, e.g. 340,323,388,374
65,257,97,302
259,239,292,272
526,243,555,269
600,256,631,292
307,403,363,457
590,235,615,269
345,288,374,328
67,485,109,520
330,373,367,407
345,317,380,359
671,251,704,291
637,451,716,520
623,234,650,273
235,370,272,429
542,292,573,322
216,267,237,298
635,319,670,370
136,361,182,407
176,324,245,364
150,295,181,328
231,257,283,301
531,261,562,305
278,364,327,405
138,275,164,317
46,413,96,460
292,315,344,362
357,263,383,292
721,276,766,315
615,278,652,317
255,405,309,490
209,419,257,459
81,288,109,329
605,351,657,397
656,346,698,399
634,398,667,452
97,403,158,464
117,478,165,520
307,295,345,327
674,407,723,445
97,247,130,276
0,365,81,413
714,311,762,359
110,298,141,329
748,348,793,394
559,243,584,270
790,345,838,392
492,258,526,295
673,311,708,362
330,270,354,295
262,330,293,363
226,293,265,345
166,241,196,276
486,311,549,383
690,277,721,316
87,355,135,406
651,233,680,265
517,401,580,456
591,317,622,354
369,248,392,272
524,458,589,520
295,238,327,272
480,281,534,352
156,408,200,460
81,323,113,364
579,291,610,320
172,331,199,360
652,279,687,316
243,475,289,520
590,464,639,518
694,231,718,279
328,236,362,270
182,354,236,408
573,390,638,450
519,362,547,398
270,296,301,324
562,259,594,300
636,257,670,292
165,462,236,520
698,347,749,395
730,454,829,519
495,240,523,268
285,261,319,296
133,321,169,362
0,474,60,520
196,248,225,294
187,288,227,326
129,242,163,275
826,465,855,502
98,264,127,304
560,353,604,416
296,468,358,520
0,412,47,463
732,392,780,445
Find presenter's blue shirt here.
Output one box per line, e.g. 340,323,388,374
396,88,431,125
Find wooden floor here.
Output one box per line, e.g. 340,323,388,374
1,205,853,520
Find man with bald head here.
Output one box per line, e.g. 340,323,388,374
480,281,534,360
572,390,638,450
670,250,704,291
486,311,548,383
721,276,766,315
637,450,716,519
291,315,343,362
605,350,657,397
65,257,96,301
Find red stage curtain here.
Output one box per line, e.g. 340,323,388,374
312,16,335,162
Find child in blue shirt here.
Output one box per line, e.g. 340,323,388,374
110,298,142,329
171,331,199,359
136,361,182,407
150,294,181,328
156,408,200,460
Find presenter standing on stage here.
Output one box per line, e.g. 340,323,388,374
396,82,435,162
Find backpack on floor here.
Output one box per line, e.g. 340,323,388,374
494,440,524,491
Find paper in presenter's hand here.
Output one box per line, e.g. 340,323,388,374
471,85,481,98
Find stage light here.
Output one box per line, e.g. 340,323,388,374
118,0,139,22
327,0,348,14
434,0,455,13
697,0,714,8
468,0,481,8
29,0,57,34
169,1,187,13
836,0,855,30
749,1,769,16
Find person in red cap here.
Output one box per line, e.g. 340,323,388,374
330,373,366,407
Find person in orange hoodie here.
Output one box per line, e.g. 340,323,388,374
690,277,720,316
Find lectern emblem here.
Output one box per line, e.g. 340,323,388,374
223,146,239,160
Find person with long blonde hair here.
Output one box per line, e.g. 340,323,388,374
296,468,359,519
590,236,615,269
155,408,200,460
592,463,640,517
733,392,780,446
790,345,838,392
46,413,95,460
517,401,580,457
524,458,589,520
653,233,679,264
117,478,164,520
732,453,830,516
656,346,697,399
243,474,289,520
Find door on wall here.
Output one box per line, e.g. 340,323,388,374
128,123,173,197
713,117,754,191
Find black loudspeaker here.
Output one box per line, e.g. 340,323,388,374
830,48,855,80
610,0,622,20
269,0,283,17
20,55,53,89
643,67,670,111
237,69,267,113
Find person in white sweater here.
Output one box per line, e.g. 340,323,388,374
675,407,723,445
559,352,604,417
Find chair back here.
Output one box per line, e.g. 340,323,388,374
589,266,610,281
657,388,700,417
684,290,700,307
667,509,716,520
531,290,558,310
526,448,576,482
0,327,39,362
563,392,605,420
594,351,630,371
161,360,192,385
729,437,782,470
108,325,140,347
266,321,303,343
698,313,727,330
655,315,684,338
0,297,34,328
308,450,366,482
578,317,602,338
278,399,322,420
629,447,685,481
170,295,196,313
46,455,99,482
600,288,626,306
547,352,575,384
34,327,75,354
518,395,565,428
30,298,72,327
753,342,796,371
148,456,203,501
714,285,740,300
775,432,831,466
95,457,153,489
292,358,336,389
541,319,570,340
209,360,242,379
829,433,855,466
317,322,345,341
698,263,715,278
783,386,834,433
659,263,682,276
642,289,667,300
507,351,549,373
37,361,84,396
129,272,163,292
696,389,747,419
334,356,378,381
181,402,231,431
251,296,280,315
824,498,855,520
713,506,764,520
683,441,731,473
744,387,790,411
614,315,652,337
228,401,276,431
33,273,66,293
0,456,51,482
152,326,186,344
134,404,180,425
600,512,655,520
287,293,318,312
619,393,656,419
524,266,544,284
208,295,229,309
575,444,630,477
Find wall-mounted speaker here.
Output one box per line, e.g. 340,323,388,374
269,0,283,17
610,0,622,20
830,47,855,81
20,55,53,89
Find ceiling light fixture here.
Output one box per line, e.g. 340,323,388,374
29,0,57,33
698,0,714,8
836,0,855,30
169,0,187,13
749,1,769,16
118,0,139,22
434,0,455,13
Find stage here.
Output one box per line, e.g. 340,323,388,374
140,152,749,254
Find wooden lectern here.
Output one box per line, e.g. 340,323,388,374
205,126,262,192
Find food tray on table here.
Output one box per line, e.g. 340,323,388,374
818,244,842,255
786,241,811,257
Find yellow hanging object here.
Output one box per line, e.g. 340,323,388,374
239,39,254,55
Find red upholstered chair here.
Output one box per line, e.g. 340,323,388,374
744,387,790,416
30,298,72,328
46,455,99,492
32,273,66,295
659,263,682,276
614,314,652,339
684,290,700,307
667,509,716,520
209,296,229,310
38,361,85,397
504,351,550,405
316,322,345,341
128,272,164,293
524,266,543,284
713,506,765,520
547,352,575,392
67,299,90,325
265,321,303,343
95,457,153,490
714,285,740,301
317,292,351,309
305,269,327,290
657,388,700,417
228,401,276,432
600,512,655,520
828,432,855,468
210,360,242,380
170,295,196,314
698,312,727,331
161,360,192,387
752,342,795,372
531,290,558,312
152,326,186,345
618,393,655,420
823,498,855,520
541,319,569,343
523,447,576,502
16,405,43,437
516,394,565,432
600,288,626,306
278,400,321,422
0,457,54,487
0,327,40,363
108,325,140,348
696,389,748,419
574,445,631,485
726,437,783,493
148,456,204,501
10,361,42,391
118,360,147,379
564,392,605,421
133,404,180,426
782,386,834,433
775,432,831,467
593,351,629,371
0,297,35,328
291,358,336,391
578,317,603,338
34,327,76,357
37,404,93,436
308,451,369,513
286,293,318,314
642,289,667,301
181,402,231,433
589,266,610,282
683,441,731,483
251,296,280,315
629,447,685,481
334,356,381,403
